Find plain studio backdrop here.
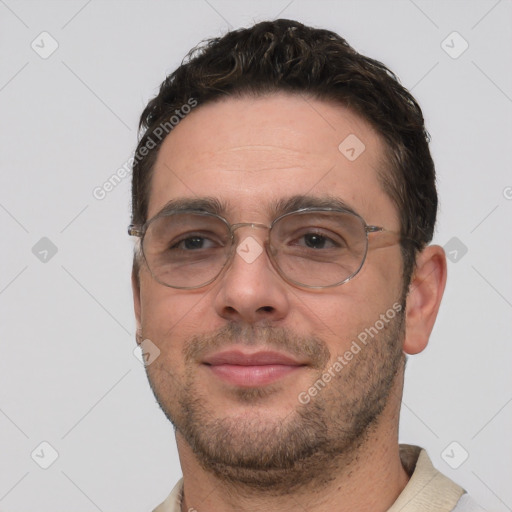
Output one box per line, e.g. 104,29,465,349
0,1,510,511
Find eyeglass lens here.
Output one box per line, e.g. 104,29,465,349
141,210,368,289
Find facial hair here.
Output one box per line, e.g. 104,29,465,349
145,305,405,494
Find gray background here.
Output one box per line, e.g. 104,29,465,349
0,0,511,510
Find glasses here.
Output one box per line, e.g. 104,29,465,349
128,207,402,290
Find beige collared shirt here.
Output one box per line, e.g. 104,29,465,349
152,444,481,512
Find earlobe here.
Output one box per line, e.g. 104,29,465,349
131,267,143,345
403,245,447,355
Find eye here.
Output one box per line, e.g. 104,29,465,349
289,229,346,250
301,233,337,249
170,234,219,251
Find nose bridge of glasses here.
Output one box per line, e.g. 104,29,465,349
227,222,273,270
230,221,270,243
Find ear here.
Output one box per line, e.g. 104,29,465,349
131,265,143,346
403,245,447,355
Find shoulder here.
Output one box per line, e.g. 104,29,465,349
152,478,183,512
389,444,465,512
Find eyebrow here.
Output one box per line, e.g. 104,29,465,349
271,195,359,217
151,194,359,221
153,197,227,219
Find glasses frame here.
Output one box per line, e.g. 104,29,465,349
128,207,402,290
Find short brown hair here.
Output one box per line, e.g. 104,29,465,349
131,19,437,286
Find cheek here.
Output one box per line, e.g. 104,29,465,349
291,293,376,346
290,262,403,352
139,280,218,354
355,244,404,301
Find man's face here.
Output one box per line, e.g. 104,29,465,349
133,93,406,487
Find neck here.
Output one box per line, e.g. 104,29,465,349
176,380,410,512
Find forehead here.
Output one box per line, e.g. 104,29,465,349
148,93,398,227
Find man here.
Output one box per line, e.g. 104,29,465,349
129,19,484,512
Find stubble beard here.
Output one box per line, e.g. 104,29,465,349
146,307,405,494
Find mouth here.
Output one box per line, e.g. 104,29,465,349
202,349,308,387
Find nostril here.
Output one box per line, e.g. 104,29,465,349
258,306,274,313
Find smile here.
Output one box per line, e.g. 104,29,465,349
202,350,307,387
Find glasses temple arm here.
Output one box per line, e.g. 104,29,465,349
128,225,143,237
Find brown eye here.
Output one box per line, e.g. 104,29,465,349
171,236,217,251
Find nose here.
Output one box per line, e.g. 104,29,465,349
212,231,290,324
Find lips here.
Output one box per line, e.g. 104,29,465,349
204,350,304,366
202,349,307,387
